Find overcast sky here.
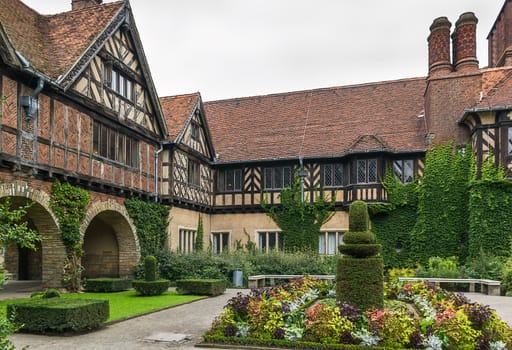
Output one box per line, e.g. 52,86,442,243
22,0,505,101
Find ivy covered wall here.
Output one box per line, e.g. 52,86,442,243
373,143,512,268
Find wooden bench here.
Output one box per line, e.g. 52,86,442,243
248,274,335,289
398,277,501,296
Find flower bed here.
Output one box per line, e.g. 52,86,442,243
203,276,512,349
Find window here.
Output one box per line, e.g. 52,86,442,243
179,228,196,253
92,121,139,167
357,159,378,184
393,159,414,183
264,166,292,190
323,163,343,187
217,169,242,192
258,231,283,252
508,128,512,157
211,232,230,254
188,159,200,187
105,66,133,101
318,231,344,255
191,123,199,141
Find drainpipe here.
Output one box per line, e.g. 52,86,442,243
15,51,48,122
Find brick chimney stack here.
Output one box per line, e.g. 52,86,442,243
488,0,512,68
452,12,479,72
71,0,103,11
428,17,452,77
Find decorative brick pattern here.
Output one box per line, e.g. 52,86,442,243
428,17,452,76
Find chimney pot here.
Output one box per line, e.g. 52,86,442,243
452,12,479,72
71,0,103,11
428,17,452,77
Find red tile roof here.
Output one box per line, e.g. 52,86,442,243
204,78,428,163
0,0,123,79
474,67,512,110
160,92,200,142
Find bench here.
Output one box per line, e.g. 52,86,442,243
248,274,335,289
398,277,501,296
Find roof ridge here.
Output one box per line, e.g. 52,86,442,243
204,76,427,104
42,0,125,17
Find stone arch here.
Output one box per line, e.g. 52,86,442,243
0,181,65,287
81,200,140,278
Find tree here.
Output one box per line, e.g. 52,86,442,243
262,175,335,252
0,198,40,249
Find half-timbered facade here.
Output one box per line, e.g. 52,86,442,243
4,0,512,284
0,0,167,285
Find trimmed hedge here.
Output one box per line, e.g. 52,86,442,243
202,334,394,349
176,279,226,296
336,257,384,311
132,279,170,296
338,244,381,258
7,298,109,333
84,278,132,292
342,231,375,244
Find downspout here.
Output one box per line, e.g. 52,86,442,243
15,51,47,121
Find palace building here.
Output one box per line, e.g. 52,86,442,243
1,0,512,286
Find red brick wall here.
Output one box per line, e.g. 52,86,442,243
1,75,156,194
425,74,480,145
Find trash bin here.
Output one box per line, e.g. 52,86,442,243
233,269,243,287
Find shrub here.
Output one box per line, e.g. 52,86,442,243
337,257,384,310
176,279,226,296
31,289,61,299
338,244,381,258
84,278,132,292
415,256,460,278
132,279,170,296
342,231,375,244
7,298,108,333
144,255,157,281
349,201,370,232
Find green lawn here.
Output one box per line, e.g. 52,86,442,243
0,290,205,322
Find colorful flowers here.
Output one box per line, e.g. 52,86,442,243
205,277,512,349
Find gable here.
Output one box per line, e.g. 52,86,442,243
181,108,212,159
160,93,216,161
71,28,159,134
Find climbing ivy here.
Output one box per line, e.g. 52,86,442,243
410,143,472,264
371,172,418,268
468,156,512,258
124,198,170,258
195,215,204,251
49,180,90,291
262,175,335,252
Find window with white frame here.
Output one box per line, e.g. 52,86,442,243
179,228,196,253
264,166,292,190
393,159,414,183
323,163,343,187
105,66,133,101
211,232,230,254
318,231,344,255
258,231,283,252
357,159,378,184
